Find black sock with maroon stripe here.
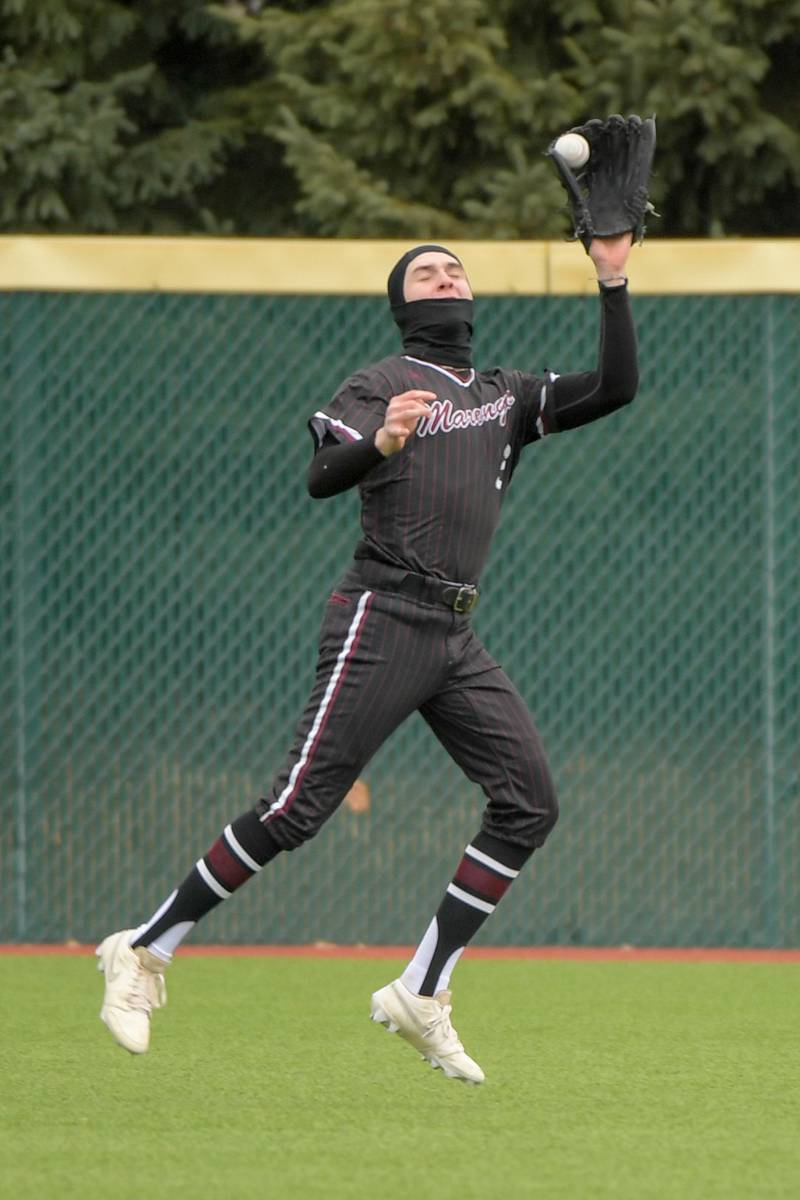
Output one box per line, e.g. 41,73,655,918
401,830,533,997
130,810,282,961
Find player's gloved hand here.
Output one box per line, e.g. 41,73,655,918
376,390,436,456
547,114,657,253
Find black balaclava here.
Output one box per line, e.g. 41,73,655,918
387,244,474,369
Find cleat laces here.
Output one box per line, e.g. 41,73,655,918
422,994,463,1056
123,962,165,1014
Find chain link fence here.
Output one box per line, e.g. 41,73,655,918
2,287,797,946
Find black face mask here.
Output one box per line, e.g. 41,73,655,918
387,244,474,369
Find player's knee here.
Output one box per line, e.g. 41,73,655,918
524,781,558,848
528,753,559,846
538,786,559,841
483,767,558,851
255,783,351,850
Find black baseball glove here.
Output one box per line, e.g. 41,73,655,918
546,114,657,252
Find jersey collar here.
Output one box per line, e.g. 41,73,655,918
403,355,475,388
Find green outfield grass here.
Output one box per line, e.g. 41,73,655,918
1,955,797,1199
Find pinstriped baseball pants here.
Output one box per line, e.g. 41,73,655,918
256,566,558,851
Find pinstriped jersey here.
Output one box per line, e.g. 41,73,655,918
310,353,553,584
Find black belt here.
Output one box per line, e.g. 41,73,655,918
355,560,480,613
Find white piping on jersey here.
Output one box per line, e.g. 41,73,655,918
313,412,363,441
536,383,547,438
403,356,476,387
536,371,559,438
267,590,374,818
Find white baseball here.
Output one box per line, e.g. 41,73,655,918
554,132,590,169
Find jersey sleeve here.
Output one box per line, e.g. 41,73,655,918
308,368,390,449
508,283,638,443
511,370,556,446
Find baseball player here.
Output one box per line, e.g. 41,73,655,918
97,233,639,1084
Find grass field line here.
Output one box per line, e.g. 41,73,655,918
3,942,799,961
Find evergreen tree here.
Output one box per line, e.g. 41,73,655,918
215,0,800,238
1,0,798,236
214,0,573,238
555,0,800,236
0,0,260,232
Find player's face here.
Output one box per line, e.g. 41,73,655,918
403,252,473,302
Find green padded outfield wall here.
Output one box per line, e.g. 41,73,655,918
1,270,798,946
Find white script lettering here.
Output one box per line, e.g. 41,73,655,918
416,391,516,438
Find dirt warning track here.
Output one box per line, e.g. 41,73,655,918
3,943,799,962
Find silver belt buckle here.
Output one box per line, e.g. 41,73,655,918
453,585,479,613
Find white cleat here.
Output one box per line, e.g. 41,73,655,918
96,930,167,1054
370,978,485,1084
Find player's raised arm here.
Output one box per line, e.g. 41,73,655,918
541,114,657,433
545,245,639,432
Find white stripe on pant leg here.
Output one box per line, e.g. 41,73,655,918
446,883,495,914
464,844,519,878
269,590,373,816
196,858,231,900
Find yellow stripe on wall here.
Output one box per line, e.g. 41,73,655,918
1,236,799,295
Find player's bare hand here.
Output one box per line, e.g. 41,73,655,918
376,390,436,456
